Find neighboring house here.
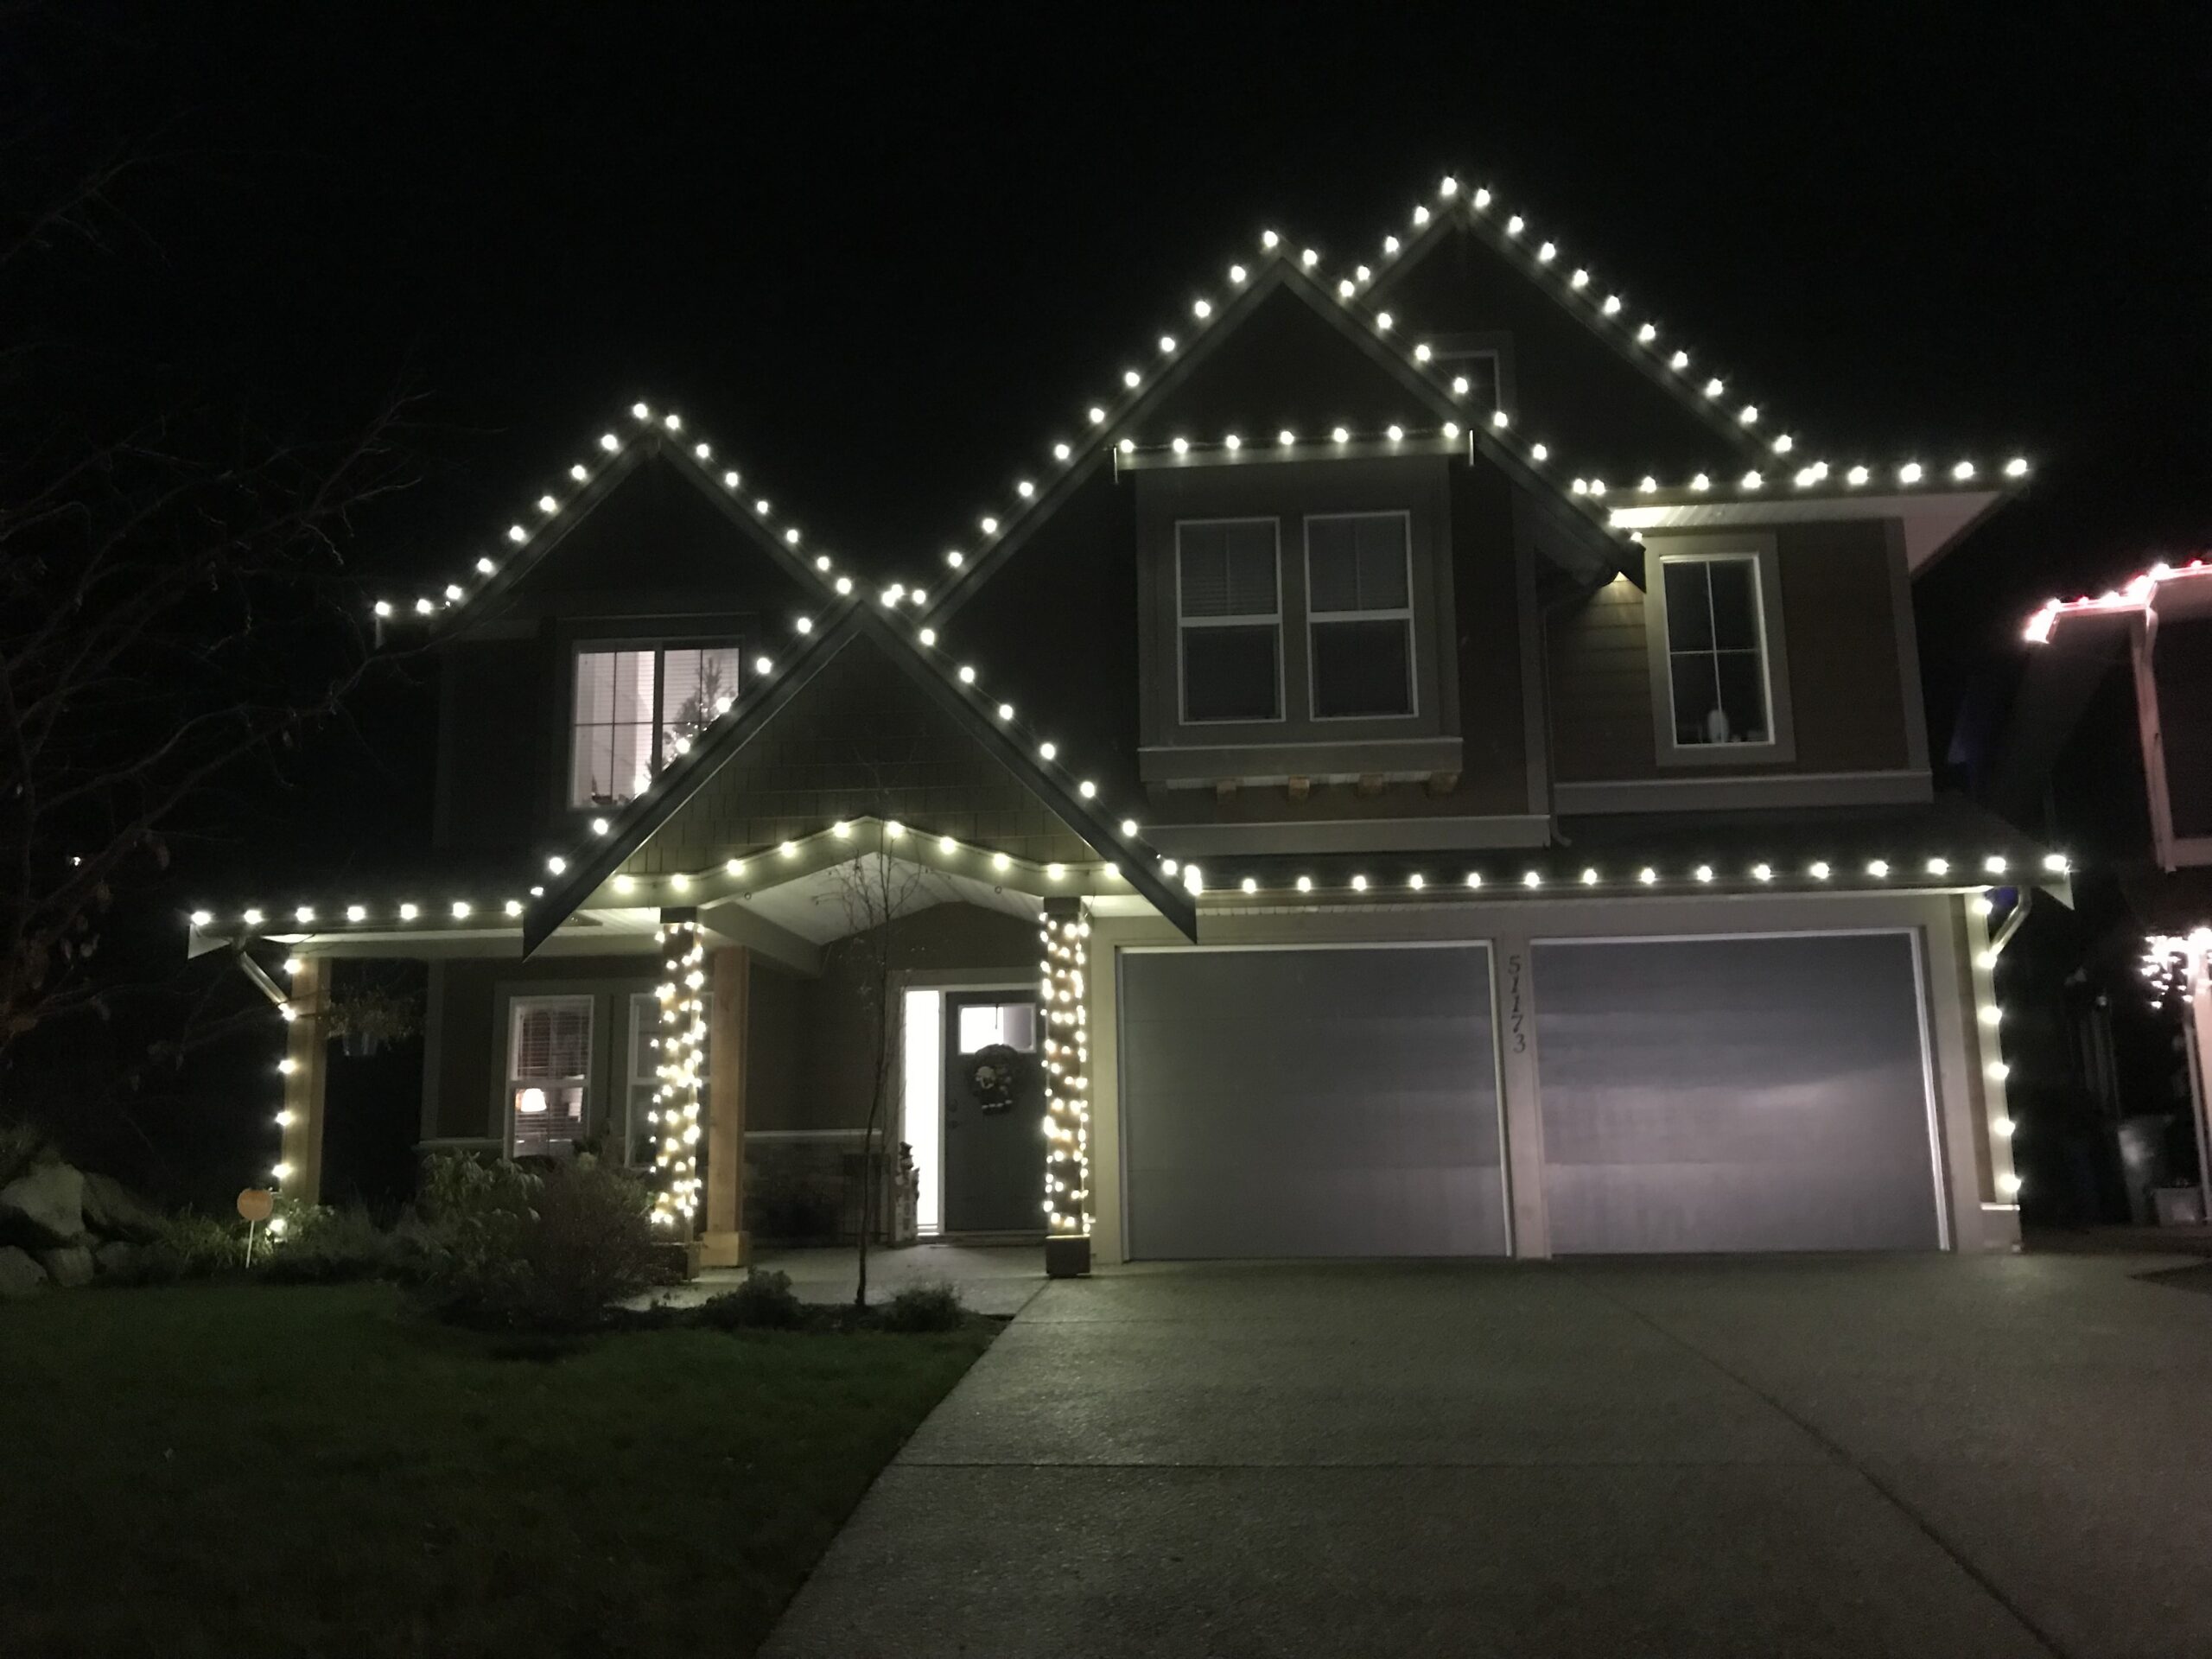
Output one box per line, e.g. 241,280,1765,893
190,172,2061,1269
1991,560,2212,1218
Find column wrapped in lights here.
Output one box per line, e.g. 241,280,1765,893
650,908,708,1228
1039,897,1091,1277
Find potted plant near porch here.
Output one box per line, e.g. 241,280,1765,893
325,983,421,1058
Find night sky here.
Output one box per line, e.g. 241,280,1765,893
10,3,2210,1198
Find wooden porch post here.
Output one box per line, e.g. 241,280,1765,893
277,957,329,1201
701,944,750,1268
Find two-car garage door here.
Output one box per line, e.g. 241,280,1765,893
1117,932,1943,1259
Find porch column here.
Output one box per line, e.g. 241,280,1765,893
701,944,751,1268
1041,897,1090,1278
277,957,329,1201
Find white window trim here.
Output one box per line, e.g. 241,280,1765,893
1644,536,1796,766
568,640,741,810
1430,345,1510,419
1174,517,1284,726
1303,510,1418,722
505,993,595,1156
625,990,661,1166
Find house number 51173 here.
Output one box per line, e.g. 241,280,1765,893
1506,952,1526,1053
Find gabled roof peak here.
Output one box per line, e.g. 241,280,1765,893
917,168,2031,614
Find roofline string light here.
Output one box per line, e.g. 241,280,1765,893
2024,556,2212,644
188,842,2068,938
926,169,2029,607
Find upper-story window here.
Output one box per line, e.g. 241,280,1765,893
1306,512,1415,719
570,644,740,806
1177,519,1281,722
1660,554,1771,747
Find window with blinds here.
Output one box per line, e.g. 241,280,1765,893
508,995,592,1158
1306,513,1414,719
569,644,741,807
1177,519,1281,722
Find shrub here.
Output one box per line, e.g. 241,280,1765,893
880,1281,964,1333
415,1152,658,1330
261,1202,404,1284
103,1211,247,1285
515,1159,659,1326
698,1268,804,1331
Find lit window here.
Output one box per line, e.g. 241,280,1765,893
507,996,592,1158
1176,519,1281,721
1662,555,1771,746
1306,513,1414,718
569,644,741,807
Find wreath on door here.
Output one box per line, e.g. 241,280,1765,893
963,1044,1031,1115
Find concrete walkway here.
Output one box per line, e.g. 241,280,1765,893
763,1253,2212,1658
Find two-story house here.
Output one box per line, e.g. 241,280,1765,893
191,172,2062,1271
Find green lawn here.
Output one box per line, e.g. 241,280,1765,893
0,1283,994,1657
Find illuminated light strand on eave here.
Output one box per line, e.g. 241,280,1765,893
1337,172,1790,456
929,168,2033,601
353,397,1168,899
367,399,929,628
1114,428,2025,505
2023,556,2212,644
1321,181,2031,514
186,846,2070,935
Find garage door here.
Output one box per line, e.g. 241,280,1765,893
1120,946,1504,1259
1533,933,1943,1254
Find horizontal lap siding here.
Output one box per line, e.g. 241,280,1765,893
1548,519,1909,782
621,636,1096,874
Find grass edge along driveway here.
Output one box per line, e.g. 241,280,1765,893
0,1282,994,1658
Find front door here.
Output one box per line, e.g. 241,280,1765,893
943,992,1044,1234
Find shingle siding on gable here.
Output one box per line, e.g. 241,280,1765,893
1372,220,1733,479
1548,517,1911,782
619,633,1096,874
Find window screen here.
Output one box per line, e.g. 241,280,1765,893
1433,348,1502,414
1306,514,1414,718
509,996,591,1158
1663,557,1770,746
1178,520,1281,721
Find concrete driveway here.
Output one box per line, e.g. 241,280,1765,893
763,1254,2212,1658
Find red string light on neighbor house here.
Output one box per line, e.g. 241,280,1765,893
2024,557,2212,643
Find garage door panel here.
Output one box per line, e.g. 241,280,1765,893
1122,947,1504,1260
1535,933,1942,1255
